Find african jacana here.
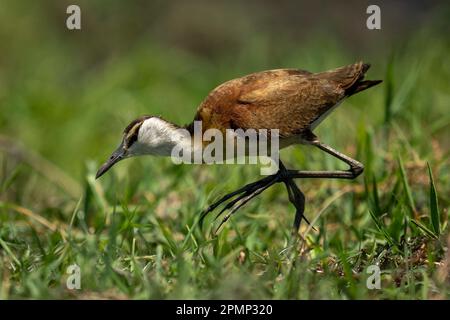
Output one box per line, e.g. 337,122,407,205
96,62,382,232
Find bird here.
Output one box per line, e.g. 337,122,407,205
95,61,382,233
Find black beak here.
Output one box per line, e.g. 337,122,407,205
96,144,126,179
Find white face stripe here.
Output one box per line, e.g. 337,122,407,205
124,123,142,148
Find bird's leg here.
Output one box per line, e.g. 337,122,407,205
200,140,363,231
201,164,309,231
199,173,279,227
279,161,309,233
202,164,314,233
213,176,280,233
284,140,364,180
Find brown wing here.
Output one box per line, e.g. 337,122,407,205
233,76,344,138
192,63,371,139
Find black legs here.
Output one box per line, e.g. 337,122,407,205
200,140,363,233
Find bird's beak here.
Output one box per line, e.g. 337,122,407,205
95,143,126,179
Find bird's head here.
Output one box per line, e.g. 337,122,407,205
95,116,182,179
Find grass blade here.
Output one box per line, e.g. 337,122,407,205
427,162,440,236
369,210,396,247
0,237,21,268
410,219,438,240
372,175,381,216
384,55,394,126
397,155,415,215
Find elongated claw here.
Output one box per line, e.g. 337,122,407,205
200,174,279,230
200,163,315,234
214,178,278,234
199,174,276,227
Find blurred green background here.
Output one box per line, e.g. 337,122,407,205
1,0,448,177
0,0,449,299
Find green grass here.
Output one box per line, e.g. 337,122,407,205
0,3,449,299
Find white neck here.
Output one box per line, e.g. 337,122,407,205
131,117,194,157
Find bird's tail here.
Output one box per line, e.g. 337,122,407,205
346,62,382,96
348,79,383,95
316,62,382,96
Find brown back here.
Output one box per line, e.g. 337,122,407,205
190,62,381,140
